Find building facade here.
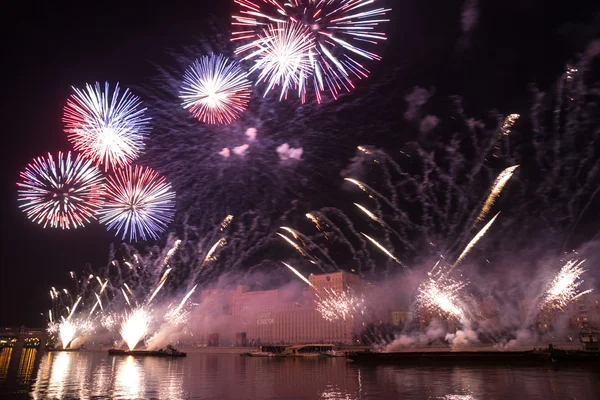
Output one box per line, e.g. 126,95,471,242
194,272,362,346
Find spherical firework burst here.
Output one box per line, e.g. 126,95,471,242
232,0,391,102
237,21,315,102
63,82,151,170
541,259,593,311
98,165,176,242
17,151,104,229
180,54,252,125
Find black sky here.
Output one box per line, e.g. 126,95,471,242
2,0,599,327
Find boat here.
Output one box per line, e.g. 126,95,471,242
108,345,186,358
242,351,275,357
279,344,336,357
47,346,81,352
321,350,346,358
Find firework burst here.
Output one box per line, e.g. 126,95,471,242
17,151,104,229
180,54,252,125
120,307,151,351
63,82,151,170
232,0,390,102
98,165,176,242
237,21,315,101
417,276,467,320
315,288,365,321
541,259,593,311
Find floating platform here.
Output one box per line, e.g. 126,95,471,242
347,350,600,365
108,348,187,357
48,347,81,352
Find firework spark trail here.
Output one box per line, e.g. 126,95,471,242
280,226,338,268
476,166,519,223
163,239,182,266
354,203,385,227
67,296,82,321
360,232,405,267
63,82,151,170
147,268,171,305
450,212,500,271
232,0,390,102
180,54,252,124
541,259,594,311
277,232,308,256
121,288,131,307
123,283,134,297
94,293,103,311
165,285,198,325
281,261,315,288
201,238,227,266
98,165,176,242
220,215,234,231
16,151,104,229
305,213,324,231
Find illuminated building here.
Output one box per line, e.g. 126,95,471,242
194,272,362,345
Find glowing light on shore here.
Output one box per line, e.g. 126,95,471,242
120,308,151,351
281,261,315,288
476,166,518,223
541,259,593,311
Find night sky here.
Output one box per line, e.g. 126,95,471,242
2,0,599,327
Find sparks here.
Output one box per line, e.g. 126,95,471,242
476,166,518,223
63,82,151,170
180,55,252,125
541,259,593,311
237,21,315,102
17,151,104,229
120,308,151,351
98,165,176,242
232,0,390,102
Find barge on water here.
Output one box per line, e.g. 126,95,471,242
348,349,600,365
108,346,186,358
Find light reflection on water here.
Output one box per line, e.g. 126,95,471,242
0,350,597,399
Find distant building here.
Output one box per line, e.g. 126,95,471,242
194,271,362,345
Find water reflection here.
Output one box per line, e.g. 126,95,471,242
0,348,12,382
16,348,37,386
115,356,143,399
15,352,600,399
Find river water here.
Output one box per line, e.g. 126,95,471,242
0,348,599,399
